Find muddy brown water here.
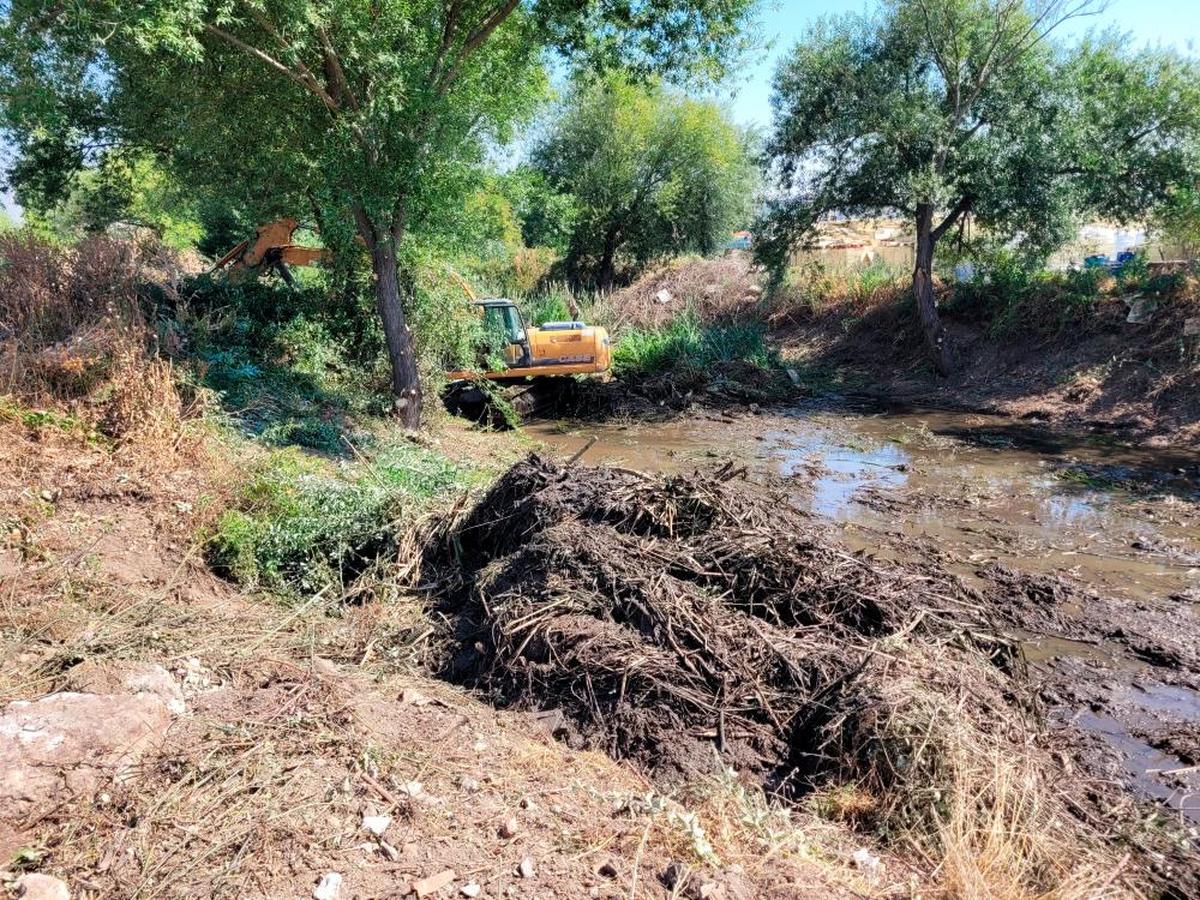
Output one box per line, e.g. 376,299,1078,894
527,402,1200,823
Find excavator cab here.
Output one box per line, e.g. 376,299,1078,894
479,300,531,367
443,298,611,423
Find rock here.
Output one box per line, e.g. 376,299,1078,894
62,660,186,716
175,657,218,695
399,687,430,706
311,657,340,680
1124,294,1157,324
517,857,535,879
413,868,456,897
498,816,520,839
313,872,343,900
401,780,423,797
655,289,673,304
460,884,481,898
746,284,763,296
361,813,391,837
850,847,882,874
786,368,802,387
13,873,71,900
1,692,171,823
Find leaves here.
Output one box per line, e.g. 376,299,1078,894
756,0,1200,274
533,73,759,284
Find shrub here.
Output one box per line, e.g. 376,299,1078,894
522,292,573,326
208,441,470,595
613,312,775,377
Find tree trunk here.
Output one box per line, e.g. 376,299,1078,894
597,224,621,290
912,203,955,376
370,237,423,428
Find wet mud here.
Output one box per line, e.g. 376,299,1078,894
526,402,1200,827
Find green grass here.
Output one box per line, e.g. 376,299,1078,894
0,397,109,444
612,312,776,378
207,440,474,596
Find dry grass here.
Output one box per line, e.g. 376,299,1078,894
602,254,766,332
0,233,206,462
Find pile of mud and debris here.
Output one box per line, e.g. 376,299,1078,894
444,456,1030,790
436,455,1200,892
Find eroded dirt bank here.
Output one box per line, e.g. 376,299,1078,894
0,423,870,900
609,254,1200,446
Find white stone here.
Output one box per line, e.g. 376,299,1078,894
361,814,391,837
313,872,343,900
13,873,71,900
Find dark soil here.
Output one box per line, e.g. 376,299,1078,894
434,454,1200,895
439,455,1026,795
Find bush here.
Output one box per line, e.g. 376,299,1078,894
521,292,573,326
208,441,470,594
613,312,775,377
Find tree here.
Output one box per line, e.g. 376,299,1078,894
1152,182,1200,260
533,74,759,287
1,0,756,426
757,0,1200,374
20,152,203,248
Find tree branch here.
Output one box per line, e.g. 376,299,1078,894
434,0,520,98
203,23,339,113
932,194,973,242
317,27,360,111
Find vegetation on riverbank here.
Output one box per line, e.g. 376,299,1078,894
3,0,1200,894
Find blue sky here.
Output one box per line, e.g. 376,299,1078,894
721,0,1200,127
4,0,1199,220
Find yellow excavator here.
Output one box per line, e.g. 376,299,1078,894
213,220,611,416
211,218,331,287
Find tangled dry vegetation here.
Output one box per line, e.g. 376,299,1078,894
605,255,767,331
441,456,1143,897
0,233,202,455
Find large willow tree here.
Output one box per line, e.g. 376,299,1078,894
1,0,756,425
758,0,1200,374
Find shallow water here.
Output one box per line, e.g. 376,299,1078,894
526,401,1200,820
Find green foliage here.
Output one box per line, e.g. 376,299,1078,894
1152,181,1200,259
613,311,774,377
533,73,760,286
21,152,203,248
180,274,394,444
945,249,1184,338
495,167,579,254
1,0,758,423
522,292,573,326
208,441,470,594
757,1,1200,278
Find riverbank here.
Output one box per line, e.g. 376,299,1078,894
5,398,1196,897
600,254,1200,448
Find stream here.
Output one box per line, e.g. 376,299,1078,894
527,401,1200,824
